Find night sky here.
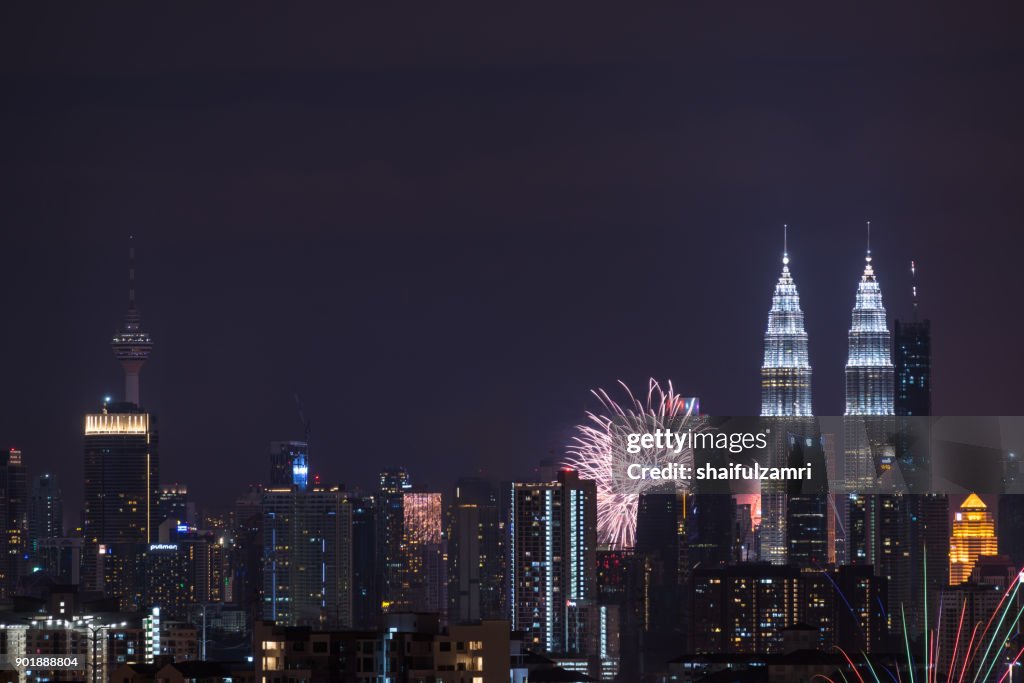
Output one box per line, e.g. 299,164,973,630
2,5,1023,515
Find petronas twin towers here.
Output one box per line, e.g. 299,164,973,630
760,227,894,419
759,226,895,565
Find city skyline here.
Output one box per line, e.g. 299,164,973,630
4,5,1024,511
0,231,991,514
3,6,1024,682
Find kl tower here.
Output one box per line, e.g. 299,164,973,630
110,237,152,406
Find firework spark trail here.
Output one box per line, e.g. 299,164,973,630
972,574,1024,683
996,644,1024,683
836,646,868,683
950,600,967,681
565,378,698,548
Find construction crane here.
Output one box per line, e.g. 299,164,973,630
294,393,311,445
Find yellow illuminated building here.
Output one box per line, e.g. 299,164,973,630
949,493,998,585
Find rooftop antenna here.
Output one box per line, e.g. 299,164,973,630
128,234,136,309
865,221,871,262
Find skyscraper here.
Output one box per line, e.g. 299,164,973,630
400,491,445,614
350,495,378,628
510,468,597,656
844,228,895,418
894,261,931,418
377,468,411,612
761,227,813,418
949,493,998,585
0,449,28,598
448,478,504,623
844,228,895,568
28,472,63,566
262,484,352,627
83,404,159,599
892,264,944,633
760,228,814,564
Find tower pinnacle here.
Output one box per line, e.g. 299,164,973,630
782,224,789,266
110,238,152,406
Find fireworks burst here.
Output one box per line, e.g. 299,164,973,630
821,555,1024,683
564,378,700,549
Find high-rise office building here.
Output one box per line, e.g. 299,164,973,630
400,491,446,614
269,441,309,491
377,468,411,611
156,483,190,529
28,472,63,580
894,261,931,417
83,404,159,598
0,449,28,598
448,478,504,623
510,469,597,656
28,473,63,554
760,230,814,565
785,432,829,568
635,491,688,669
262,485,352,627
891,270,943,633
949,493,998,585
350,496,378,629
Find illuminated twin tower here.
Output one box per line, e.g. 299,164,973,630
760,223,894,420
759,224,895,564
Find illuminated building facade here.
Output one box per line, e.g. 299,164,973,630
760,234,814,565
843,236,895,569
844,240,895,417
949,493,998,585
155,482,190,529
509,469,597,656
254,615,511,683
261,485,352,628
400,491,445,614
690,564,886,655
82,405,159,601
761,233,813,418
269,441,309,491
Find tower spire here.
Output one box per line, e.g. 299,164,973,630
783,224,789,266
111,237,152,406
866,220,871,261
